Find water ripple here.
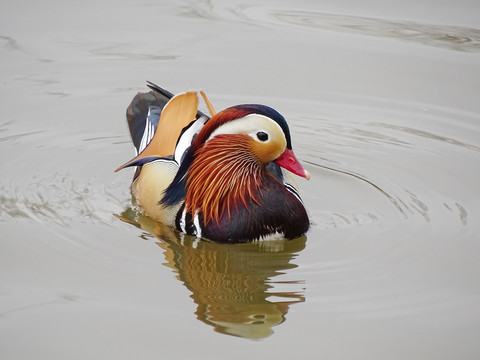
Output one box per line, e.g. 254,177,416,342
287,95,478,230
0,173,126,226
180,2,480,52
262,9,480,52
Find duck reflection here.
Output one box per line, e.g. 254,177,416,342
117,207,307,339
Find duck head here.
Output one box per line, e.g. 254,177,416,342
190,104,310,178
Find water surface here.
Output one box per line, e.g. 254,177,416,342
1,0,480,359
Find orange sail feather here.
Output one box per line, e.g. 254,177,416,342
115,91,198,172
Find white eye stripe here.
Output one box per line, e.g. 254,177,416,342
206,114,284,143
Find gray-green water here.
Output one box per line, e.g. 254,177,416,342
1,0,480,358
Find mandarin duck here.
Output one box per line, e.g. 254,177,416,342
116,82,310,243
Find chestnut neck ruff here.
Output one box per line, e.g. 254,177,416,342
184,134,266,224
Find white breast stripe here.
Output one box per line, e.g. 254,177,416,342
193,212,202,238
175,115,208,164
285,183,304,204
179,207,187,233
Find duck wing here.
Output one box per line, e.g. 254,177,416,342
124,81,174,155
116,82,208,172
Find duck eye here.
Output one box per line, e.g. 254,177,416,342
256,131,269,142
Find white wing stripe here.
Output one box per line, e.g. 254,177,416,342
139,112,155,154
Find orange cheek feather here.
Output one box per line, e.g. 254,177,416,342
249,138,285,164
185,135,264,225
